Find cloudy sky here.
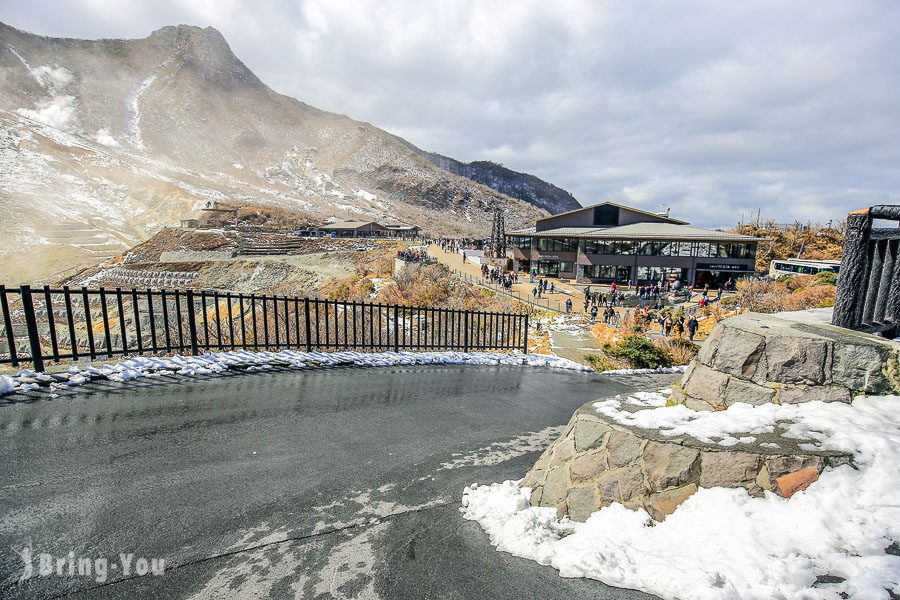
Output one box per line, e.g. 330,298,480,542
2,0,898,227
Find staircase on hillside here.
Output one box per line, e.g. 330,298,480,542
237,233,308,256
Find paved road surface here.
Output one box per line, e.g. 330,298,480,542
0,365,678,599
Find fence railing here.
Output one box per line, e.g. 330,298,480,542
833,205,900,335
0,285,529,372
451,269,566,313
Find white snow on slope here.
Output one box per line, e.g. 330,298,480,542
462,395,900,600
124,68,161,148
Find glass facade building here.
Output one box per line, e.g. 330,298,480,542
507,203,760,286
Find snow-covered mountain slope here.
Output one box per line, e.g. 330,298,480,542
0,22,560,282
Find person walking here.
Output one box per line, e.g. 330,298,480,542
688,316,699,341
590,305,598,321
566,298,573,313
664,315,673,337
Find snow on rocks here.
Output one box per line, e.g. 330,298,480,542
0,350,591,396
462,393,900,599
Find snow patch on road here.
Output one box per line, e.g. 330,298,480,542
462,394,900,599
440,425,566,470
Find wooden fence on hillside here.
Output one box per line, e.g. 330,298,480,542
0,285,529,372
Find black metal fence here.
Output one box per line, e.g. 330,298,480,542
833,205,900,335
0,285,529,372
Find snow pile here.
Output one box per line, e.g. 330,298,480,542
0,350,592,396
0,375,16,395
591,391,892,448
462,395,900,599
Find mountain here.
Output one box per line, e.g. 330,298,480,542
418,152,581,214
0,23,575,282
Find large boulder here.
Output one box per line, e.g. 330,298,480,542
674,311,900,409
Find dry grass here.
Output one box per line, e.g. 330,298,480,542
378,263,527,313
734,276,836,313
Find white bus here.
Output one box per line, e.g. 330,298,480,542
769,259,840,278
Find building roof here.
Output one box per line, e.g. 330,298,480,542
510,222,761,242
319,219,382,230
537,201,690,226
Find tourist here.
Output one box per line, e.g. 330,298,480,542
688,316,699,341
590,305,598,320
566,298,573,313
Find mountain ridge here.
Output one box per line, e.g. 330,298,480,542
0,22,579,281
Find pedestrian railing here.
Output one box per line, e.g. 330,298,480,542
833,205,900,336
450,269,566,313
0,285,529,372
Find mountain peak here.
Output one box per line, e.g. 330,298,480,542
146,24,259,88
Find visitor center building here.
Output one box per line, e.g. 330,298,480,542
507,202,760,287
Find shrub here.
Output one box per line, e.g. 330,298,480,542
582,353,627,372
655,337,698,366
781,285,837,311
604,335,673,369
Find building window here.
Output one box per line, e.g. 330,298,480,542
593,205,619,226
559,261,574,274
510,236,532,249
582,240,635,255
637,267,684,283
536,238,576,252
583,265,631,281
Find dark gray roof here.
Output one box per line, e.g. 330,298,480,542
510,222,761,242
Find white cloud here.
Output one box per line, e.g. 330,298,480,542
2,0,899,226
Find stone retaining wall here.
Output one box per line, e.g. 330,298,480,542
523,403,850,522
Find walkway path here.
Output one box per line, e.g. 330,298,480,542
428,245,727,320
1,365,675,599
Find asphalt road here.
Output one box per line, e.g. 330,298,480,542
0,364,678,599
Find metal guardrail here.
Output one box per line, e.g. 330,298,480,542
833,205,900,335
450,269,566,313
0,285,529,372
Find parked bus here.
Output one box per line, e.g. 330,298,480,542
769,259,840,278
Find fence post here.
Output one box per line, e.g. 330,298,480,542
303,297,312,352
186,289,199,356
833,210,872,329
522,313,529,354
0,285,19,366
393,305,400,352
463,311,470,352
20,285,44,372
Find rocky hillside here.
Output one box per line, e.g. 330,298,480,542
419,152,581,214
0,22,555,282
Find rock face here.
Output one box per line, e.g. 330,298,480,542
522,403,850,522
672,311,900,410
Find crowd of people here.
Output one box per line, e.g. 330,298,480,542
482,264,518,289
396,248,431,263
